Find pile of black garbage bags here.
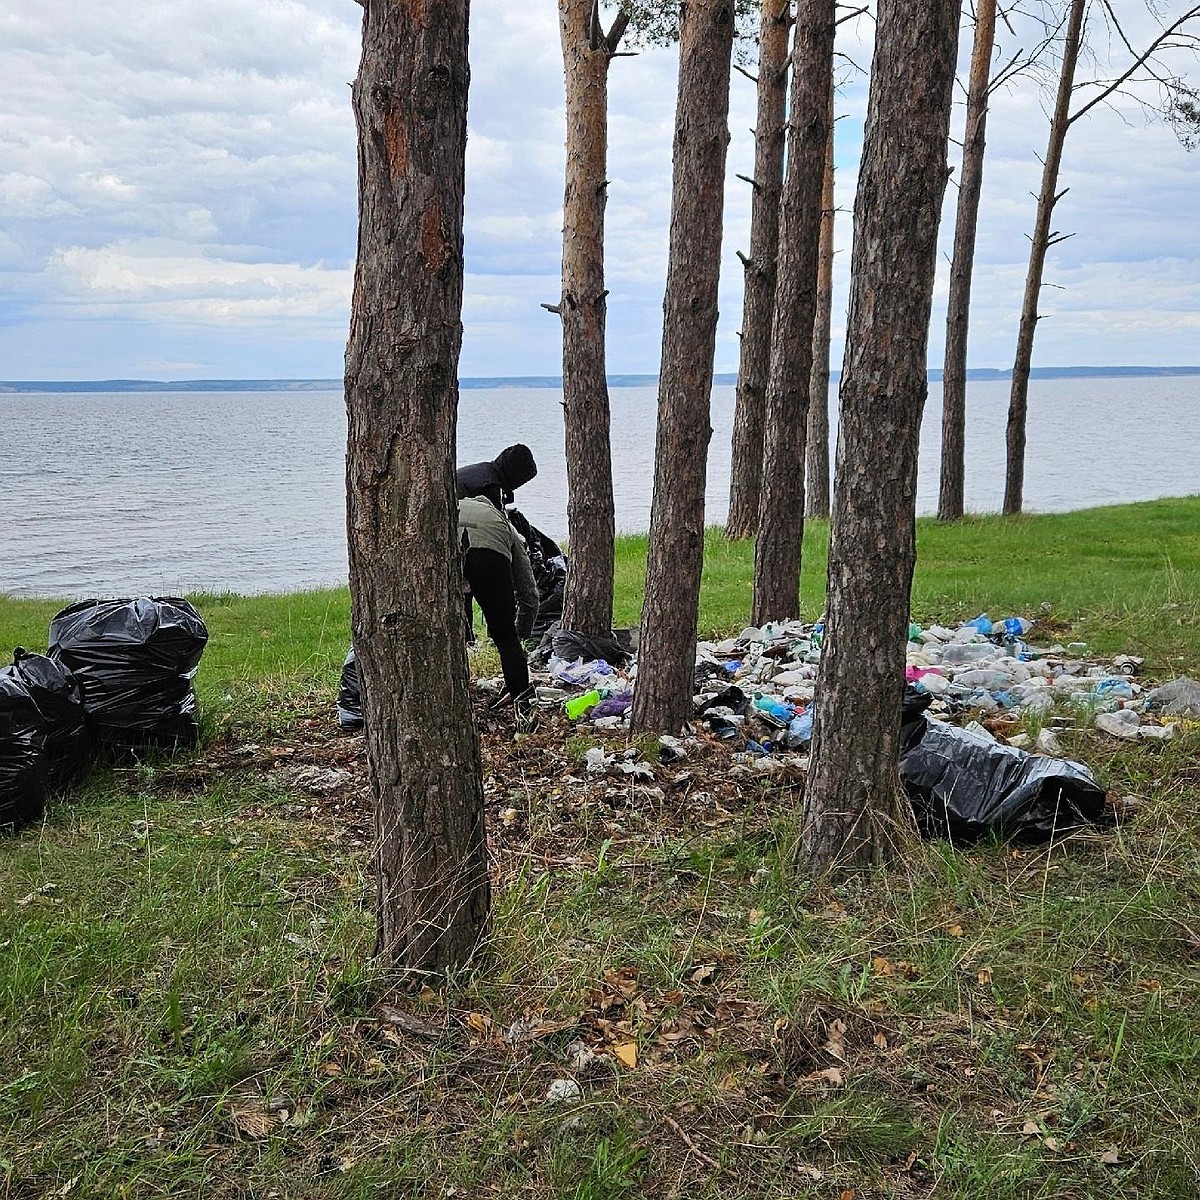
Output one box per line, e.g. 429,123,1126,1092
0,597,208,834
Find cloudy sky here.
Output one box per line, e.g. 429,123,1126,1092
1,1,1197,382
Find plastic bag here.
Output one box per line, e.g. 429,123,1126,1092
337,648,364,731
900,714,1107,844
5,649,90,785
1,671,48,833
550,628,631,667
1145,677,1200,718
48,597,208,749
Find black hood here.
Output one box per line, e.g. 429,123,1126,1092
493,443,537,490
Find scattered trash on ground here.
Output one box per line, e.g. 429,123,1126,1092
462,611,1191,844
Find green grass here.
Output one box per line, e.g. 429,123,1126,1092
2,496,1200,1198
6,495,1200,683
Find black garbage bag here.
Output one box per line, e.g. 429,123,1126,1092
507,508,568,641
550,628,631,668
3,649,90,787
0,671,49,834
900,714,1107,844
337,648,364,731
531,574,565,641
48,597,208,750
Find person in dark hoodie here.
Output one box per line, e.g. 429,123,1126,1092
456,444,538,512
458,496,539,704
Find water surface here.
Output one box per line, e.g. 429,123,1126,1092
2,377,1195,597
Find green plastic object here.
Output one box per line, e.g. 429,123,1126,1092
564,689,601,720
909,622,923,641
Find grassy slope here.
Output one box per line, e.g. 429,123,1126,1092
4,496,1199,692
2,497,1199,1199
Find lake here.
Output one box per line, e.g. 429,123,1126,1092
2,377,1196,598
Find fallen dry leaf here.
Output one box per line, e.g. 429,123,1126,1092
466,1011,493,1036
612,1040,638,1068
977,966,994,986
690,963,717,984
815,1066,844,1086
1100,1147,1121,1165
1021,1119,1041,1136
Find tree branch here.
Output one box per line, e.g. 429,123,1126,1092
1069,4,1200,126
605,9,631,54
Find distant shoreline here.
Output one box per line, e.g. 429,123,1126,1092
2,366,1200,394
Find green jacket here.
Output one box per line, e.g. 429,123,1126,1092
457,498,540,638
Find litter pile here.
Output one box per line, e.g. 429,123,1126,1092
502,613,1194,844
1,597,208,833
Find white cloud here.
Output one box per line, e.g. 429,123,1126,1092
0,0,1197,379
48,242,351,325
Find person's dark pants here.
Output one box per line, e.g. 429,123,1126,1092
463,548,529,699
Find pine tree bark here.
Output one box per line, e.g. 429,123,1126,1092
345,0,488,972
630,0,735,735
556,0,628,635
725,0,791,540
1005,0,1083,516
938,0,997,522
801,0,961,872
805,80,835,522
750,0,834,625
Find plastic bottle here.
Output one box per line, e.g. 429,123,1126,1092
564,689,601,720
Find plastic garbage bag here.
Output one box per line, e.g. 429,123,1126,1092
2,649,90,787
1145,677,1200,718
48,597,208,750
0,674,47,833
337,648,364,731
550,628,631,668
506,508,568,640
900,713,1107,844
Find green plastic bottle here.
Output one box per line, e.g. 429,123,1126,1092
564,689,601,720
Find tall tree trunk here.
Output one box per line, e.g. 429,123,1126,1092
938,0,997,522
726,0,791,540
630,0,735,735
345,0,488,972
556,0,628,635
801,0,961,872
805,79,835,522
750,0,834,625
1004,0,1084,515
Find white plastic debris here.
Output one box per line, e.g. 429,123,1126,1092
1036,728,1065,757
584,747,614,774
1095,709,1141,740
546,1079,583,1103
